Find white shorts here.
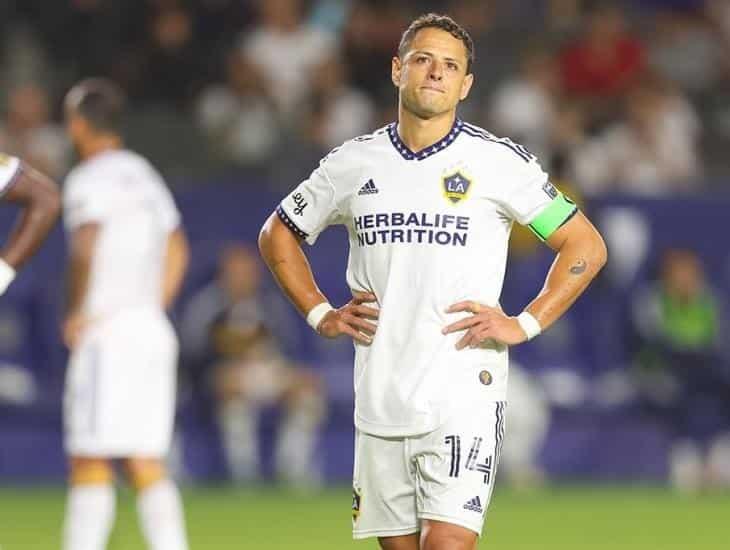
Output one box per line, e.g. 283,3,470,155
352,400,506,539
64,308,178,458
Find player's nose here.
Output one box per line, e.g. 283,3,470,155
428,60,444,80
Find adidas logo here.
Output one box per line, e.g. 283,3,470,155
358,179,379,195
463,496,483,514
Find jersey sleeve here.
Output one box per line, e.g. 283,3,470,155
147,167,181,233
156,185,181,233
63,168,113,231
498,155,577,241
277,159,342,245
0,154,22,197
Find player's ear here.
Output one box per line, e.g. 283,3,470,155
459,73,474,101
391,56,402,87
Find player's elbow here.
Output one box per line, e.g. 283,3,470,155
259,211,303,268
258,214,275,263
591,233,608,274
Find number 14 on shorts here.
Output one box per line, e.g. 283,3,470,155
445,435,493,484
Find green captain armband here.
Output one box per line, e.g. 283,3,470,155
527,193,578,241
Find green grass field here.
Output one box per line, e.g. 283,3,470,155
1,485,728,549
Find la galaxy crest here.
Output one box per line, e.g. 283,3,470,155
442,170,472,204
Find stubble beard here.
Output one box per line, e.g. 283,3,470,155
400,88,447,120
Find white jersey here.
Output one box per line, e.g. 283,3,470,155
63,149,180,318
0,154,22,195
279,120,576,438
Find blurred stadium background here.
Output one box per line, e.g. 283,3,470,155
0,0,729,548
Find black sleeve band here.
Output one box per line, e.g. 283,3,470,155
276,204,309,240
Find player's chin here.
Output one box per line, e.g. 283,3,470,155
411,100,449,119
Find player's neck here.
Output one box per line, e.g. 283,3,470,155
396,109,456,152
80,135,123,161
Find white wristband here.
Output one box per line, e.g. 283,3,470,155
517,311,541,341
0,259,16,296
306,302,334,333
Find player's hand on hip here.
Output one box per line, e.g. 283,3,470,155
442,301,527,349
318,291,379,345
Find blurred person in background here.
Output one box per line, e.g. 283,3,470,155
196,52,280,167
488,47,561,164
341,0,410,102
239,0,335,117
630,248,730,491
0,84,71,179
61,79,190,550
647,8,723,98
308,54,375,150
260,12,606,548
570,77,701,195
560,1,645,128
24,0,140,83
127,1,206,107
446,0,517,105
180,244,326,486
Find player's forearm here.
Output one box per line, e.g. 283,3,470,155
66,256,92,316
161,228,189,309
524,222,607,332
1,166,61,269
66,225,98,316
258,213,328,317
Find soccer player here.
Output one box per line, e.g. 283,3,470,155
0,154,60,290
260,12,608,549
61,79,190,550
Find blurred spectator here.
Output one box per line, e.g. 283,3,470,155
239,0,336,116
310,0,355,35
545,0,583,32
707,0,730,44
193,0,256,58
341,0,409,102
19,0,141,85
560,2,645,125
180,245,326,486
0,84,70,178
448,0,519,108
196,53,280,166
0,21,50,92
648,10,723,96
630,249,730,491
571,78,701,195
550,102,589,173
126,2,207,106
307,55,375,149
488,48,560,163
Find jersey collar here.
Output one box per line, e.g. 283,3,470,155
387,118,463,161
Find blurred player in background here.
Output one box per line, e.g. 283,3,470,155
631,248,730,491
61,79,190,550
180,244,326,486
260,13,606,550
0,153,60,293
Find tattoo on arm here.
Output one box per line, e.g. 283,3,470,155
569,259,587,275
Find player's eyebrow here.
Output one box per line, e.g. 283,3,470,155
409,50,462,66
